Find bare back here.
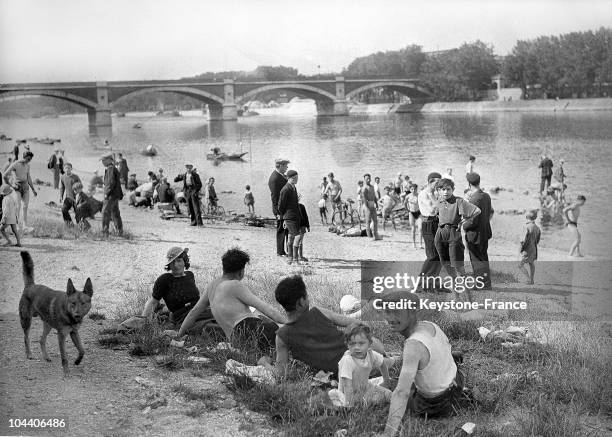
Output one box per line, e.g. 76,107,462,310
206,278,254,339
566,203,581,222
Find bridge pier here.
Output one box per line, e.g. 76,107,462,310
88,82,112,136
315,76,350,117
315,100,349,117
207,104,238,121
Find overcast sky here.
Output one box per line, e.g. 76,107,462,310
0,0,610,83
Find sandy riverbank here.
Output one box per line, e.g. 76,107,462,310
1,165,610,436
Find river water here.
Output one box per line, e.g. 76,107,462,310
1,108,611,258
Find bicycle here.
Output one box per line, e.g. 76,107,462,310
331,199,362,230
203,200,226,221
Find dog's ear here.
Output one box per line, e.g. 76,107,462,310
83,278,93,297
66,278,76,295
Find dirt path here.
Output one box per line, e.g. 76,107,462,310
0,312,275,437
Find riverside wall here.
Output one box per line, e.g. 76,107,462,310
394,98,612,113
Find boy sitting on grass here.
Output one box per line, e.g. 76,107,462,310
265,275,388,377
380,291,467,437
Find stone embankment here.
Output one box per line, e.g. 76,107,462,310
394,97,612,113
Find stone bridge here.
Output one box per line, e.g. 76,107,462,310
0,77,433,134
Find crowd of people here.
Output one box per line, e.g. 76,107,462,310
148,245,478,436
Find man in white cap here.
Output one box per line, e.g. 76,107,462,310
174,163,203,226
101,153,123,237
268,158,289,256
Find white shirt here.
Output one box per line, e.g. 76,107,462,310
465,161,475,174
418,188,438,217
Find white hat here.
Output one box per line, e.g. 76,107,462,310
340,295,361,314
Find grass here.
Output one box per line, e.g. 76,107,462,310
28,213,134,240
98,268,612,436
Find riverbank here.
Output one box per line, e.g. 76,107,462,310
0,180,610,436
396,97,612,113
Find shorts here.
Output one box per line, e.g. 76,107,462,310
319,207,327,214
232,316,279,357
285,220,299,236
408,369,465,418
410,210,421,220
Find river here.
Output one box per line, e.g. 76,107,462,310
1,108,610,258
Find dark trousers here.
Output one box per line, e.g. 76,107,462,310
62,198,76,223
467,239,491,289
434,226,464,275
53,169,61,189
540,175,551,193
420,218,442,278
276,219,288,255
186,190,203,225
102,197,123,236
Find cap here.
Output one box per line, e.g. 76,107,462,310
427,172,442,183
286,170,298,178
185,163,194,168
275,158,290,164
165,247,188,267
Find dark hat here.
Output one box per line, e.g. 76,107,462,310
185,163,194,168
286,170,298,178
427,172,442,182
466,172,481,185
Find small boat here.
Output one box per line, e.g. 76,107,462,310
116,112,126,117
206,150,248,161
0,134,11,141
133,123,142,129
141,145,158,156
31,137,61,145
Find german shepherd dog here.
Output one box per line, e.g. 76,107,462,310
19,251,93,376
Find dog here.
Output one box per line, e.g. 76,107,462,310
19,251,93,376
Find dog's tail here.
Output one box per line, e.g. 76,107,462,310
20,251,35,287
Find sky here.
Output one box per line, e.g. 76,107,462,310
0,0,610,83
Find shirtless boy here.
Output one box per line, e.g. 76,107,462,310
564,195,586,257
176,248,287,361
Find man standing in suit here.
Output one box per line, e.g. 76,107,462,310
538,155,554,194
174,163,203,226
464,172,494,290
268,158,289,256
101,153,123,237
278,170,302,265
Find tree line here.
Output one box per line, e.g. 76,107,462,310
4,27,610,115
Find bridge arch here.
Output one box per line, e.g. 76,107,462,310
0,90,98,109
345,81,433,100
235,84,336,105
111,86,225,106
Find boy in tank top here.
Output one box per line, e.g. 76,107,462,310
380,291,467,436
